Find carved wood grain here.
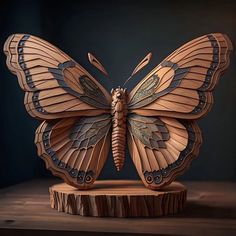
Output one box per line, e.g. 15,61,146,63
35,116,111,189
128,116,202,190
4,34,111,120
128,33,233,120
49,180,187,217
4,33,233,192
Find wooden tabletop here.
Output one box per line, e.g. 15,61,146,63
0,178,235,236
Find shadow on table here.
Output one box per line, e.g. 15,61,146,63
0,228,185,236
177,200,236,219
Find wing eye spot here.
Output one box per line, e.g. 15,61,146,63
85,175,93,183
20,63,26,69
59,163,65,168
144,171,154,184
211,63,217,69
146,175,153,184
19,41,25,46
154,175,162,184
18,48,23,53
70,170,77,177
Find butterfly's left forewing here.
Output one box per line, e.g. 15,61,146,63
127,33,232,189
4,34,112,189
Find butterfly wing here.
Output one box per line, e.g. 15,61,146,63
127,33,232,189
128,33,232,119
127,114,201,189
4,34,112,189
35,115,111,189
4,34,111,119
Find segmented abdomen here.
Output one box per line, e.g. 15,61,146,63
112,112,126,171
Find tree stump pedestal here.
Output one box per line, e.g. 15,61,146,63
49,180,187,217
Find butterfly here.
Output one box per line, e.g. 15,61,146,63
4,33,232,190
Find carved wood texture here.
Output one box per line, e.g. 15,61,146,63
111,87,128,171
4,33,232,190
49,180,187,217
4,34,111,190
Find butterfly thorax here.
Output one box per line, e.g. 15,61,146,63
111,87,128,171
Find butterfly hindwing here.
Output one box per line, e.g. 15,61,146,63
4,34,111,119
127,114,202,189
128,33,232,119
35,114,111,189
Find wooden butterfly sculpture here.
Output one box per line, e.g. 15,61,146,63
4,33,232,190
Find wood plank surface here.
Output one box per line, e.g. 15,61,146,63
0,178,236,236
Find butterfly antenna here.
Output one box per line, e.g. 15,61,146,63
88,52,109,76
123,52,152,86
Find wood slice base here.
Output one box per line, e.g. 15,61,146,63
49,180,187,217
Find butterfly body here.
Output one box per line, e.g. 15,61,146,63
111,87,128,171
4,33,232,190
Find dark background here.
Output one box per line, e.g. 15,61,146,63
0,0,236,188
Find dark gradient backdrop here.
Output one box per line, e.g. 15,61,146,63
0,0,236,187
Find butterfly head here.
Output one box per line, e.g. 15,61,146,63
111,87,127,100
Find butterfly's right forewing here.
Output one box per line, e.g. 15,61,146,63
4,34,111,119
